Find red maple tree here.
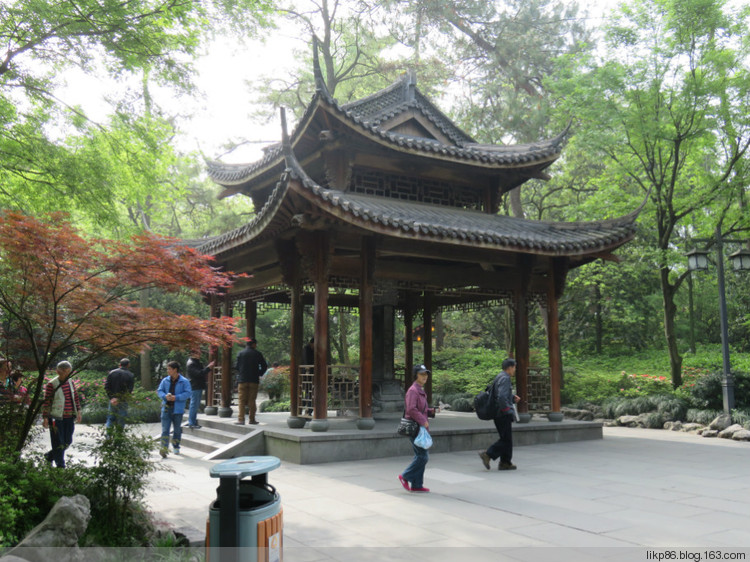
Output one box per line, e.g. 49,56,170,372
0,211,241,451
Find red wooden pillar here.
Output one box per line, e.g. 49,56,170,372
548,259,567,419
277,238,305,427
514,256,531,415
311,232,330,431
423,292,433,404
206,295,219,413
358,237,374,427
289,270,303,421
219,295,234,417
404,296,414,391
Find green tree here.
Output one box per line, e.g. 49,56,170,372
551,0,750,386
0,0,271,230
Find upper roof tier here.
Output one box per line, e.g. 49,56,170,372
206,71,568,200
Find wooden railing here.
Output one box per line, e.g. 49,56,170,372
527,367,551,413
296,364,360,418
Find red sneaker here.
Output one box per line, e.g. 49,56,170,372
411,487,430,493
398,474,410,491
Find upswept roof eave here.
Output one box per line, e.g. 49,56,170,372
206,91,329,191
195,169,293,256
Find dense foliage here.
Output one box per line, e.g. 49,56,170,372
0,211,241,452
0,427,158,548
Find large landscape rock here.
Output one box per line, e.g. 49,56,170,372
561,407,594,421
4,495,90,562
709,414,733,431
718,424,744,439
680,423,705,433
731,429,750,442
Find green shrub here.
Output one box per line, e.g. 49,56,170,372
451,397,474,412
0,454,85,546
260,367,290,401
259,400,290,413
680,370,750,410
653,394,689,421
686,408,722,425
731,408,750,427
642,412,666,429
79,426,158,546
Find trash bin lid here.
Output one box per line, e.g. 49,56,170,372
210,456,281,479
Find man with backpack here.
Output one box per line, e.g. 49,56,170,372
479,358,521,471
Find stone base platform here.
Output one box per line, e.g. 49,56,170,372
197,411,603,465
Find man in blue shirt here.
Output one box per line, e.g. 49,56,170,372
157,361,191,458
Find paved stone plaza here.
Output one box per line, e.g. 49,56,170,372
138,421,750,562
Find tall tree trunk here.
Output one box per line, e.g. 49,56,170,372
660,267,683,387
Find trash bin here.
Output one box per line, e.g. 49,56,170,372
207,456,282,562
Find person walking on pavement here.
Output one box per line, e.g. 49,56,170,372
479,358,521,471
157,361,191,458
398,364,436,493
234,338,267,425
42,361,82,468
185,349,214,429
105,357,135,429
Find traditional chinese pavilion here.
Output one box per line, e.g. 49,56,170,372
198,63,639,432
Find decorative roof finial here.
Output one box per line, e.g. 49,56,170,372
312,35,326,93
280,107,291,156
406,69,417,101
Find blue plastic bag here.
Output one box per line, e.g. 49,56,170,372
414,426,433,449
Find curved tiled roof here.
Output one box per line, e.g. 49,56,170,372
207,76,566,187
199,148,637,259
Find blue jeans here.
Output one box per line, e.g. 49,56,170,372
47,417,75,468
401,436,429,489
160,410,184,451
187,389,203,426
105,402,129,429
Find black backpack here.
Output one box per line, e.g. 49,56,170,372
474,375,499,420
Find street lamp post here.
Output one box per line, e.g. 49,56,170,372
686,227,750,415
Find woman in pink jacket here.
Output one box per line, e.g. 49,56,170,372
398,364,436,493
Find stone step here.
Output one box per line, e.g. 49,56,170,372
178,432,222,454
181,424,238,444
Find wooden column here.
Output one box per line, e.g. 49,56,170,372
548,258,567,419
423,292,433,404
311,232,330,431
219,295,233,417
358,237,374,426
206,295,220,413
514,256,531,415
404,296,414,391
277,238,304,426
289,275,303,421
245,300,257,341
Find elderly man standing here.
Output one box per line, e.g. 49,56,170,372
105,357,135,429
234,338,267,425
42,361,82,468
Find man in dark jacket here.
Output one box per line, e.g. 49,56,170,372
185,350,214,429
234,338,267,425
105,358,135,429
478,358,520,471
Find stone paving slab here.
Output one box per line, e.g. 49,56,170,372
29,417,750,561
